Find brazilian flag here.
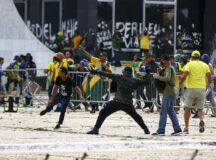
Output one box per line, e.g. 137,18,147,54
82,74,107,103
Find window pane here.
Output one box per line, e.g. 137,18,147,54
146,4,174,57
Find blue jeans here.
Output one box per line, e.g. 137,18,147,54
157,95,181,133
45,96,70,125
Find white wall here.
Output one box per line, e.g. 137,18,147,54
0,0,54,70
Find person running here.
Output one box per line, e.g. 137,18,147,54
86,66,150,135
40,67,85,129
179,50,212,134
152,55,182,136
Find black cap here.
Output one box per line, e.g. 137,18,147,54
161,55,170,61
26,53,32,56
122,67,133,75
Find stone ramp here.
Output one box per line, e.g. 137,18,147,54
0,140,216,153
0,0,53,69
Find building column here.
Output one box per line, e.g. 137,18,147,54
77,0,97,35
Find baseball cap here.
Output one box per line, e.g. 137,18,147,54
161,55,170,61
99,52,107,57
201,53,210,64
79,59,88,67
191,50,200,57
14,55,20,60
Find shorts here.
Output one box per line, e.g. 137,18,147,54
184,88,205,109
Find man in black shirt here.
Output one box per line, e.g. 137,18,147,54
87,67,151,135
40,67,85,129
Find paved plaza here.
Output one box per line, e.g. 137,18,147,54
0,105,216,160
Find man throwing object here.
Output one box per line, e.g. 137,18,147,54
87,67,151,135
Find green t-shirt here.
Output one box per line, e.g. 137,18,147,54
158,66,176,96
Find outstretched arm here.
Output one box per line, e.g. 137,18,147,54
91,70,120,81
79,47,92,59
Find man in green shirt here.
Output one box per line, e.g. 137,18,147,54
152,55,182,136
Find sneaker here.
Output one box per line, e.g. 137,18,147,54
40,110,47,116
199,120,205,133
86,128,99,135
54,124,61,129
152,132,165,136
183,128,189,134
210,114,216,117
143,127,150,134
171,129,182,136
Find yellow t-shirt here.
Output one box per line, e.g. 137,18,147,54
53,60,68,81
90,56,101,68
90,56,112,71
46,62,56,80
183,61,210,88
140,35,150,50
72,35,82,48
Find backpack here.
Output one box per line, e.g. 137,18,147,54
154,69,166,93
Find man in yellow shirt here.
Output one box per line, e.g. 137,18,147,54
80,47,112,73
53,52,68,82
139,30,151,57
44,56,58,99
80,47,112,113
179,50,212,134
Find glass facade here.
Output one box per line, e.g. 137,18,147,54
145,4,175,56
13,0,205,59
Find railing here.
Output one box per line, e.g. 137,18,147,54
0,69,214,114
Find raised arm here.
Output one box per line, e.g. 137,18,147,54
79,47,92,59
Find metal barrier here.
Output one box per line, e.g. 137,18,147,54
0,69,29,112
0,69,111,111
133,74,160,112
0,68,214,114
133,73,215,114
68,71,110,110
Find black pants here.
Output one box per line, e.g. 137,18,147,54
45,96,70,125
94,100,149,130
136,86,147,101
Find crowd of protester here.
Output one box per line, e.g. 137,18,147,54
0,29,216,135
